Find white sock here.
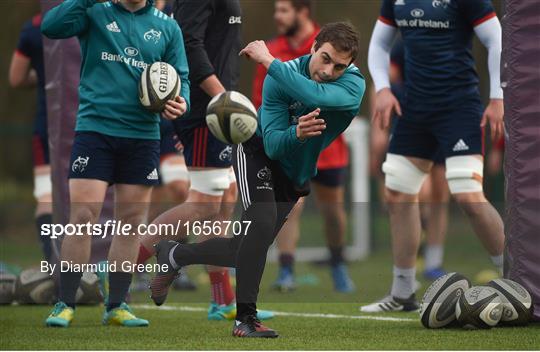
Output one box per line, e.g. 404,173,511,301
424,245,443,270
491,254,503,273
391,266,416,299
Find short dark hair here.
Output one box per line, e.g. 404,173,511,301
277,0,312,16
289,0,312,13
314,22,360,62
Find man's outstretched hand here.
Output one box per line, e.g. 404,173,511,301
239,40,275,69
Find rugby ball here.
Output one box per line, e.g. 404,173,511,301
206,91,258,144
0,272,17,305
487,278,533,326
75,272,102,305
139,62,180,113
455,286,503,329
14,267,56,304
420,272,471,328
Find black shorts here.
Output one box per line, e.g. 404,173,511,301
389,98,484,161
233,135,310,210
312,167,347,188
174,111,232,168
69,131,160,186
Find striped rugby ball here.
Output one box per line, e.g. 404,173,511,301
206,91,258,144
420,272,471,328
456,286,503,329
487,278,533,326
139,62,180,113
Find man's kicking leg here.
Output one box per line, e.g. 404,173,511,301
150,138,302,337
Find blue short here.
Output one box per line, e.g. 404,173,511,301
160,118,179,158
174,118,232,168
69,131,160,186
389,99,484,161
312,167,347,188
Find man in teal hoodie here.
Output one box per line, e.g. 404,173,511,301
41,0,190,327
150,22,365,337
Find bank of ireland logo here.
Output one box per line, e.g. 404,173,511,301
124,47,139,57
219,145,233,162
144,29,162,44
411,8,425,18
72,156,89,173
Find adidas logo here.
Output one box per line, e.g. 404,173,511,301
106,21,121,33
452,139,469,152
147,168,158,180
395,0,406,5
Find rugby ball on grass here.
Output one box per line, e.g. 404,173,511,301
455,286,503,329
487,278,533,326
420,272,471,328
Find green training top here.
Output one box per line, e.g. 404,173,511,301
258,55,365,186
42,0,190,140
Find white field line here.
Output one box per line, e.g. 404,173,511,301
133,304,416,323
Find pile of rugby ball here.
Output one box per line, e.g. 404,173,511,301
0,267,101,305
420,272,533,329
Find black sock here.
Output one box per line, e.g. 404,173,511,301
279,253,294,271
35,213,53,262
329,246,344,266
59,271,82,309
107,272,133,311
236,302,257,321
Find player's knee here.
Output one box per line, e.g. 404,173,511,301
445,156,484,195
70,206,99,225
321,205,344,227
384,188,418,208
383,153,427,196
189,168,230,197
185,186,222,219
167,180,190,203
453,191,488,217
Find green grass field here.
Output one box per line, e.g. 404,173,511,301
1,302,538,350
1,205,538,350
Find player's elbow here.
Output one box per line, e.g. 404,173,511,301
41,19,63,39
41,25,58,39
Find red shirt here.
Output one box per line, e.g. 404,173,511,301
251,27,349,170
